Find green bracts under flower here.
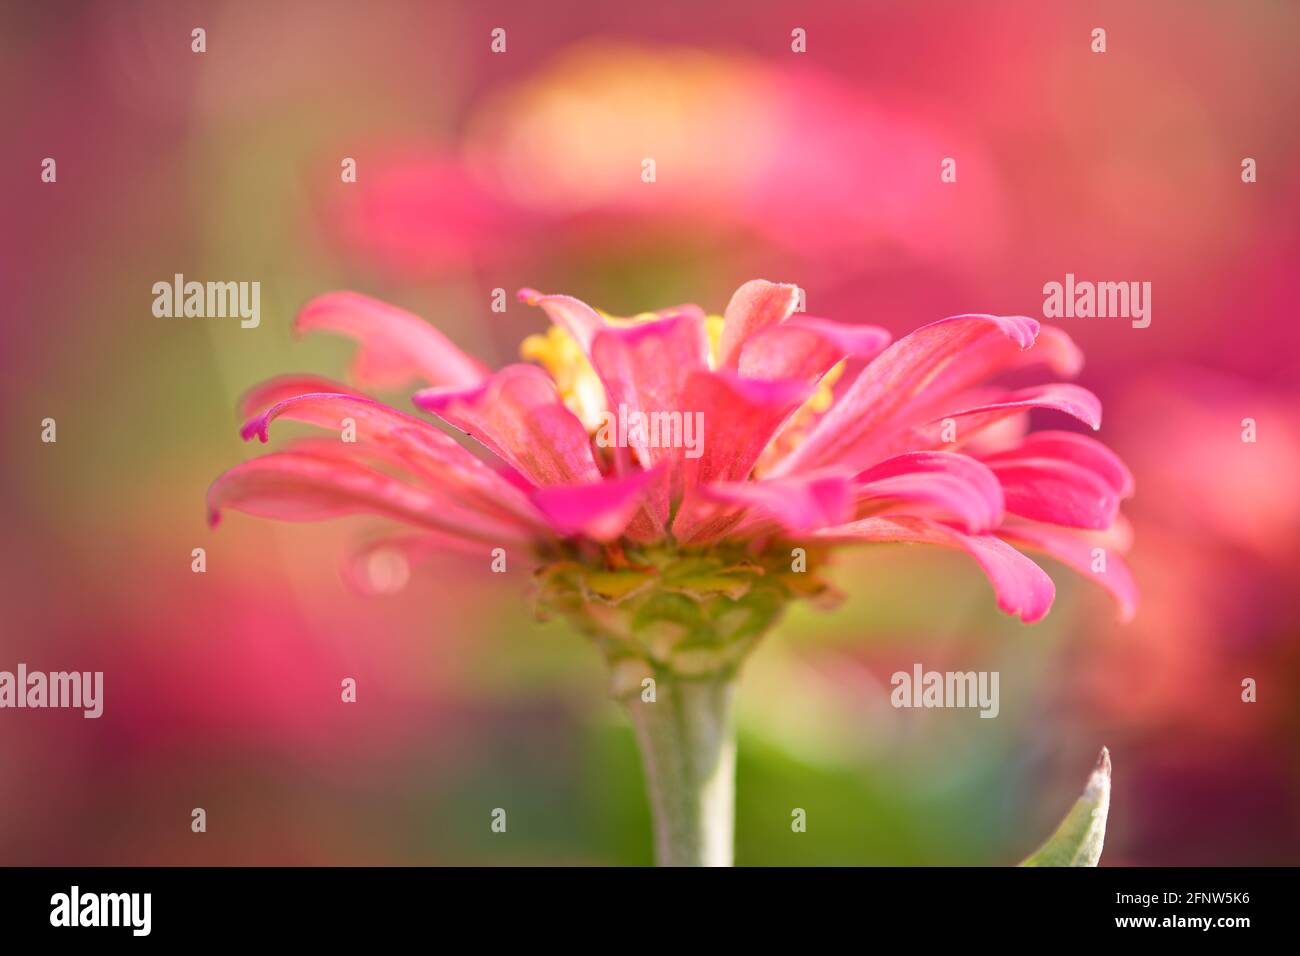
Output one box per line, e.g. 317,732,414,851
534,543,836,690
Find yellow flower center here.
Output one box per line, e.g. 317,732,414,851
520,324,609,430
521,313,839,450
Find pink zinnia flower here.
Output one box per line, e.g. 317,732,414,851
209,279,1136,865
212,280,1134,621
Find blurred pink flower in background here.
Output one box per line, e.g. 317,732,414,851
1076,369,1300,731
325,45,1004,280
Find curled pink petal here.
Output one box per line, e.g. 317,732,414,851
775,313,1041,475
986,457,1120,530
518,287,607,352
854,451,1005,534
997,521,1138,623
237,374,365,419
296,291,490,389
1016,325,1085,378
414,364,602,487
981,430,1134,497
239,391,543,527
207,453,535,543
927,383,1104,434
241,391,421,444
739,316,891,383
815,515,1056,623
717,279,802,369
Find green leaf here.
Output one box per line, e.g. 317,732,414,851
1020,747,1112,867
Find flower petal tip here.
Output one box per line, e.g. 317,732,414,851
993,314,1041,350
1015,601,1053,625
239,415,271,443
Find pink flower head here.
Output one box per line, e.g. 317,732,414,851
210,281,1137,624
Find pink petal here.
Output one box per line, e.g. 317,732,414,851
237,374,365,418
271,434,439,484
621,466,673,544
997,521,1138,622
925,383,1104,434
739,316,891,383
774,313,1041,475
590,313,710,505
695,472,854,536
240,391,542,527
865,328,1083,460
854,451,1005,534
242,391,426,444
717,279,802,369
668,374,816,541
414,364,602,487
276,435,547,532
981,430,1134,497
531,469,663,542
296,291,490,390
949,411,1032,457
815,515,1056,623
207,453,535,543
985,458,1119,530
680,371,814,487
919,324,1085,406
1097,512,1136,553
518,287,607,352
1015,325,1085,378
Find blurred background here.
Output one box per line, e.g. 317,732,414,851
2,0,1297,864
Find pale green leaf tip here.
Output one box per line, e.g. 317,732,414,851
1019,746,1112,867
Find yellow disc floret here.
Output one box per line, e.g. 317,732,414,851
523,310,839,462
520,324,609,430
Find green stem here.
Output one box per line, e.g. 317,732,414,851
626,674,736,867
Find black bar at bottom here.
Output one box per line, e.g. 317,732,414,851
0,866,1281,941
